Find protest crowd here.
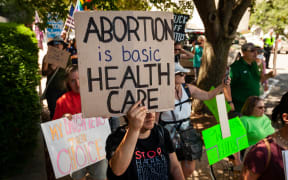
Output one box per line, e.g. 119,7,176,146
39,10,288,180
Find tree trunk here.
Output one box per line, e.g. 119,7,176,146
273,33,279,70
192,37,232,113
191,0,251,114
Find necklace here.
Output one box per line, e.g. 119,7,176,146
273,131,288,149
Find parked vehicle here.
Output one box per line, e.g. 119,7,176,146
277,36,288,54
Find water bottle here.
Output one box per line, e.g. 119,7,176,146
174,133,181,149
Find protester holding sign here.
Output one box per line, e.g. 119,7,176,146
42,36,68,119
242,92,288,180
106,101,185,180
158,63,228,178
53,64,107,180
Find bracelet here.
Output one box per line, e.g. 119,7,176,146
227,101,233,104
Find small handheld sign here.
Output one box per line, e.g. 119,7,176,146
202,92,248,165
45,46,70,68
173,14,189,42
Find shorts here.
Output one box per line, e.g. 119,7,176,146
71,159,107,180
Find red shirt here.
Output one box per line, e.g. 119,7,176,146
53,91,81,120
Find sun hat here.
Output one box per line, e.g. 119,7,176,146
175,62,190,74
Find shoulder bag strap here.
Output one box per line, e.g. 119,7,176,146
263,138,271,171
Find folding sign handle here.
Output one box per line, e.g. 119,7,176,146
216,94,231,138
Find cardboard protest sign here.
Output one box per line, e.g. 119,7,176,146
202,117,249,165
173,14,189,42
41,114,111,178
203,87,231,123
75,11,175,117
45,46,70,68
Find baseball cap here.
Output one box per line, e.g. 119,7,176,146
175,63,190,74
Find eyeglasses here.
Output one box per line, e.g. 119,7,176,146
174,48,181,51
246,49,256,52
175,72,185,76
256,106,265,110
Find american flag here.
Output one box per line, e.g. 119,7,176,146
64,4,75,30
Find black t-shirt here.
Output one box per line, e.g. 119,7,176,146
106,124,175,180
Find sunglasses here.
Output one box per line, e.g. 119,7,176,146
175,72,185,76
174,48,181,51
246,49,256,52
256,106,265,110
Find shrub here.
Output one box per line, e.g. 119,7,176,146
0,23,41,177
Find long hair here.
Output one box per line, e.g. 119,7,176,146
65,64,78,91
241,96,263,116
272,92,288,123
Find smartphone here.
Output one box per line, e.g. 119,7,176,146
224,67,230,84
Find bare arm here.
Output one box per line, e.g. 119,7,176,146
169,153,185,180
179,48,194,59
223,82,235,111
188,83,224,101
109,101,147,176
261,70,276,82
41,55,49,76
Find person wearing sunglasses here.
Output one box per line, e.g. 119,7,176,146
174,42,194,63
158,63,227,178
242,92,288,180
229,43,276,113
240,96,275,147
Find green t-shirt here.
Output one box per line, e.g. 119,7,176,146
240,114,275,146
230,57,261,112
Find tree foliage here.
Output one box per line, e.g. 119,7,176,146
250,0,288,37
0,23,41,178
150,0,194,14
0,0,71,30
0,0,194,30
192,0,252,112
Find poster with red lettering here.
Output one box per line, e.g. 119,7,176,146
41,113,111,178
74,11,175,117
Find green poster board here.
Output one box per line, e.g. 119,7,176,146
203,87,231,123
202,116,249,165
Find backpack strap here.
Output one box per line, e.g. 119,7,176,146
182,83,191,98
263,138,271,171
174,84,192,107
